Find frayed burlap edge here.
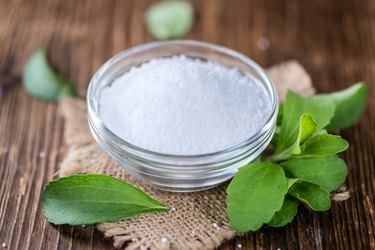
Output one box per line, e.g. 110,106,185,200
58,61,332,250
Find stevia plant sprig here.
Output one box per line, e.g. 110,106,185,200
227,83,367,232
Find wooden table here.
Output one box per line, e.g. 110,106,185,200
0,0,374,249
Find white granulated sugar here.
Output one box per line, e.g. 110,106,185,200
100,55,271,155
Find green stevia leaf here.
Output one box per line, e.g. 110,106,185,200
22,47,76,101
287,178,300,189
275,91,336,154
325,83,368,131
277,103,284,126
267,195,299,227
298,114,318,143
271,126,281,145
298,134,349,157
313,129,328,136
42,174,169,225
288,181,331,211
272,113,317,161
281,155,347,192
226,162,288,232
145,0,194,40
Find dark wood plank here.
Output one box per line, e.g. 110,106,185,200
0,0,374,249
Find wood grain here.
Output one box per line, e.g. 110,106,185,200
0,0,374,249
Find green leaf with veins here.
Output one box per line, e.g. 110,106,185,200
145,0,194,40
324,83,368,131
298,134,349,158
22,47,76,101
275,91,335,154
288,181,331,211
42,174,169,225
267,195,299,227
226,162,288,232
272,113,317,161
280,155,348,192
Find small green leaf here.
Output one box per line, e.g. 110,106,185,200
288,181,331,211
267,196,298,227
275,91,335,154
280,155,348,191
42,174,169,225
22,47,76,101
313,129,328,136
272,113,317,161
145,0,194,40
287,178,300,189
298,114,318,143
299,134,349,157
325,83,368,131
226,162,288,232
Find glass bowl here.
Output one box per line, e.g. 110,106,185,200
87,40,278,192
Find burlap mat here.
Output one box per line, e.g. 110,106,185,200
59,61,315,250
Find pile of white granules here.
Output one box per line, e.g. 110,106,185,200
99,55,271,155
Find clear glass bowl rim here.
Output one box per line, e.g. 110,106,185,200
87,39,279,159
